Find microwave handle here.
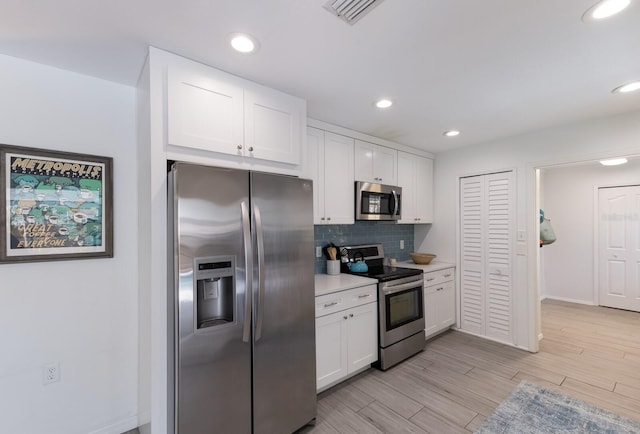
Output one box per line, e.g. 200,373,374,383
391,189,399,216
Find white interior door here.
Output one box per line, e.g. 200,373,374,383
598,186,640,311
460,171,514,343
460,176,485,335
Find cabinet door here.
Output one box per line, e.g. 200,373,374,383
424,286,439,337
354,140,397,185
244,84,304,165
374,145,397,185
306,128,325,224
346,302,378,372
316,311,348,391
323,132,355,224
167,64,243,155
354,140,375,182
397,152,416,223
437,280,456,330
414,156,433,223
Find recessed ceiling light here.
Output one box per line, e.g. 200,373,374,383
583,0,631,21
443,130,460,137
600,157,628,166
375,99,393,109
612,81,640,93
229,33,259,53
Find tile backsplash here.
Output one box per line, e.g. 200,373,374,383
314,222,414,274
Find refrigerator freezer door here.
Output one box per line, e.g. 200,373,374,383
250,173,317,433
172,163,252,434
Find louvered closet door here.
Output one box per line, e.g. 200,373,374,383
460,176,485,335
460,171,514,343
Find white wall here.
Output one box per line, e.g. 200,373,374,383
0,54,138,434
415,110,640,350
540,160,640,304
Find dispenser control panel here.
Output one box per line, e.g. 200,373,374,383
193,256,235,330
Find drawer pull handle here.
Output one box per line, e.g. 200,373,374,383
444,274,451,277
426,277,435,282
323,301,338,308
358,294,371,299
436,287,444,291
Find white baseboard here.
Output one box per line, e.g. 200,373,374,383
541,295,595,306
538,333,544,341
89,416,138,434
455,328,535,352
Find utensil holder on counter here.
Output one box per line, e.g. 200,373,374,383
326,260,340,275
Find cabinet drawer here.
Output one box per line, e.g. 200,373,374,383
315,284,377,318
423,267,455,287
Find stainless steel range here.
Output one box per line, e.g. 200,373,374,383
340,244,425,370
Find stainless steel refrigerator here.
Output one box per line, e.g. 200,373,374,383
168,162,316,433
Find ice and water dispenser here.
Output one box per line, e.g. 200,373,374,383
194,257,235,329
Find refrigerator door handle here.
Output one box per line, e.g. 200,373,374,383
254,204,266,341
241,201,253,343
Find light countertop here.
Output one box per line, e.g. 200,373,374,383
315,273,378,297
398,260,456,273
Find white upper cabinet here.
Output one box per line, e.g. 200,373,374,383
168,63,243,156
354,140,397,185
306,128,354,225
167,55,305,166
397,151,433,224
244,84,303,165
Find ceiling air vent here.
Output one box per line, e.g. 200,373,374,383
324,0,385,25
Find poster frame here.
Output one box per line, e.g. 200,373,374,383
0,144,113,263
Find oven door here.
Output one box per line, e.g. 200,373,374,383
379,275,425,348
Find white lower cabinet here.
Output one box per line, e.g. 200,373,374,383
424,268,456,339
315,284,377,392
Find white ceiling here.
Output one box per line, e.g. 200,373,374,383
0,0,639,153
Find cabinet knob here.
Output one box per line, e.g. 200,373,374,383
320,217,325,221
327,217,331,221
343,316,348,320
349,313,354,318
237,145,243,150
248,146,254,152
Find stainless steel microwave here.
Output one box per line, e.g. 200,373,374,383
355,181,402,221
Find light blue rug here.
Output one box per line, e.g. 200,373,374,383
475,381,640,433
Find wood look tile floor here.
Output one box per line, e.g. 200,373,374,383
301,299,640,433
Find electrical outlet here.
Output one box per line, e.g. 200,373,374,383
43,363,60,385
400,240,405,250
315,246,322,258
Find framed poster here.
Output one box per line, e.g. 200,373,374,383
0,144,113,263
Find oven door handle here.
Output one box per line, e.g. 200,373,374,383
382,280,423,295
